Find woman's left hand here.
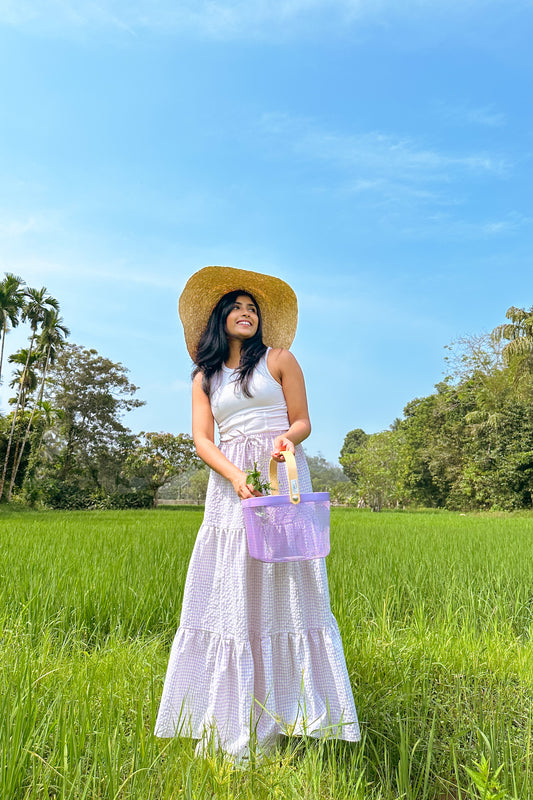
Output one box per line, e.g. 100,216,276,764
271,436,295,462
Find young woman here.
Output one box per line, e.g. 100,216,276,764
154,266,359,759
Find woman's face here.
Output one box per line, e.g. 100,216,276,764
225,294,259,341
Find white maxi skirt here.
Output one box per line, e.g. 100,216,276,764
154,431,360,757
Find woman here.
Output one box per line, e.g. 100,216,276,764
155,266,359,759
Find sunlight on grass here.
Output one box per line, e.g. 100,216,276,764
2,508,533,797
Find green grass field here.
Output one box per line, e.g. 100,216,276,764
2,507,533,799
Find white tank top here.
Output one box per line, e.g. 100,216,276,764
210,349,290,442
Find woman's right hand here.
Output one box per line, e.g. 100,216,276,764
231,470,262,500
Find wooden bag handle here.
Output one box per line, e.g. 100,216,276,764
268,450,300,505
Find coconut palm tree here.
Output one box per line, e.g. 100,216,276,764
0,287,59,500
0,273,25,386
8,310,70,498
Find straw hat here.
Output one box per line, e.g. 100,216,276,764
179,266,298,360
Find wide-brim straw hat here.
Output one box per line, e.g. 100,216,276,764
179,266,298,360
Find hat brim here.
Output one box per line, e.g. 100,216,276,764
179,266,298,360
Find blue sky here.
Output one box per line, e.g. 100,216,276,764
0,0,532,463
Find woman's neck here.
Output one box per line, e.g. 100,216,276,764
225,338,242,368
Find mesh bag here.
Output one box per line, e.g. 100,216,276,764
241,452,330,562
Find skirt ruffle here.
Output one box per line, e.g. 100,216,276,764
154,624,359,754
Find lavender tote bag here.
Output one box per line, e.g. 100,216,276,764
241,451,330,563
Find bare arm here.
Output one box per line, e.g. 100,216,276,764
192,373,261,499
267,349,312,460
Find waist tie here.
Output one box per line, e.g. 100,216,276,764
218,430,287,461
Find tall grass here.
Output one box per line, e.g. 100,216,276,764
2,507,533,798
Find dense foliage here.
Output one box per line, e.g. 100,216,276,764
305,452,348,492
0,273,200,507
124,431,201,504
340,307,533,510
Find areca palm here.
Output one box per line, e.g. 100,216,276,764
8,349,41,403
31,310,69,415
0,273,25,386
0,287,59,500
2,348,42,497
9,310,70,498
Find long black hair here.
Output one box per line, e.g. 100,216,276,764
193,289,267,397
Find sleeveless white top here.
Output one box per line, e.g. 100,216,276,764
210,349,290,442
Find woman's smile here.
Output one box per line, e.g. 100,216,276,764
225,295,259,338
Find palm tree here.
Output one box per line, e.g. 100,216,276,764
1,348,41,498
33,310,70,404
8,310,70,498
8,349,41,405
0,273,25,386
7,347,41,438
0,287,59,500
491,306,533,365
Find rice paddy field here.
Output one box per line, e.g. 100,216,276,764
3,507,533,799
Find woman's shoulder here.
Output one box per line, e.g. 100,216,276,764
268,348,298,367
266,348,300,381
192,371,207,392
192,370,212,400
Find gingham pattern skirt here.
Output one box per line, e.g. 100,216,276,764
154,431,360,756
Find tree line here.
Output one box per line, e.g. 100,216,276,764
338,305,533,511
7,272,530,512
0,273,202,507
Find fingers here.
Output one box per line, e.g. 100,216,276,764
240,483,255,499
234,480,262,499
271,437,295,461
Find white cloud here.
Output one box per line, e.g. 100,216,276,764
467,107,507,127
0,212,60,238
0,0,138,33
0,253,181,291
252,112,522,237
0,0,527,39
399,211,531,240
256,111,511,204
0,0,354,35
481,213,531,234
435,101,507,128
0,218,38,236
